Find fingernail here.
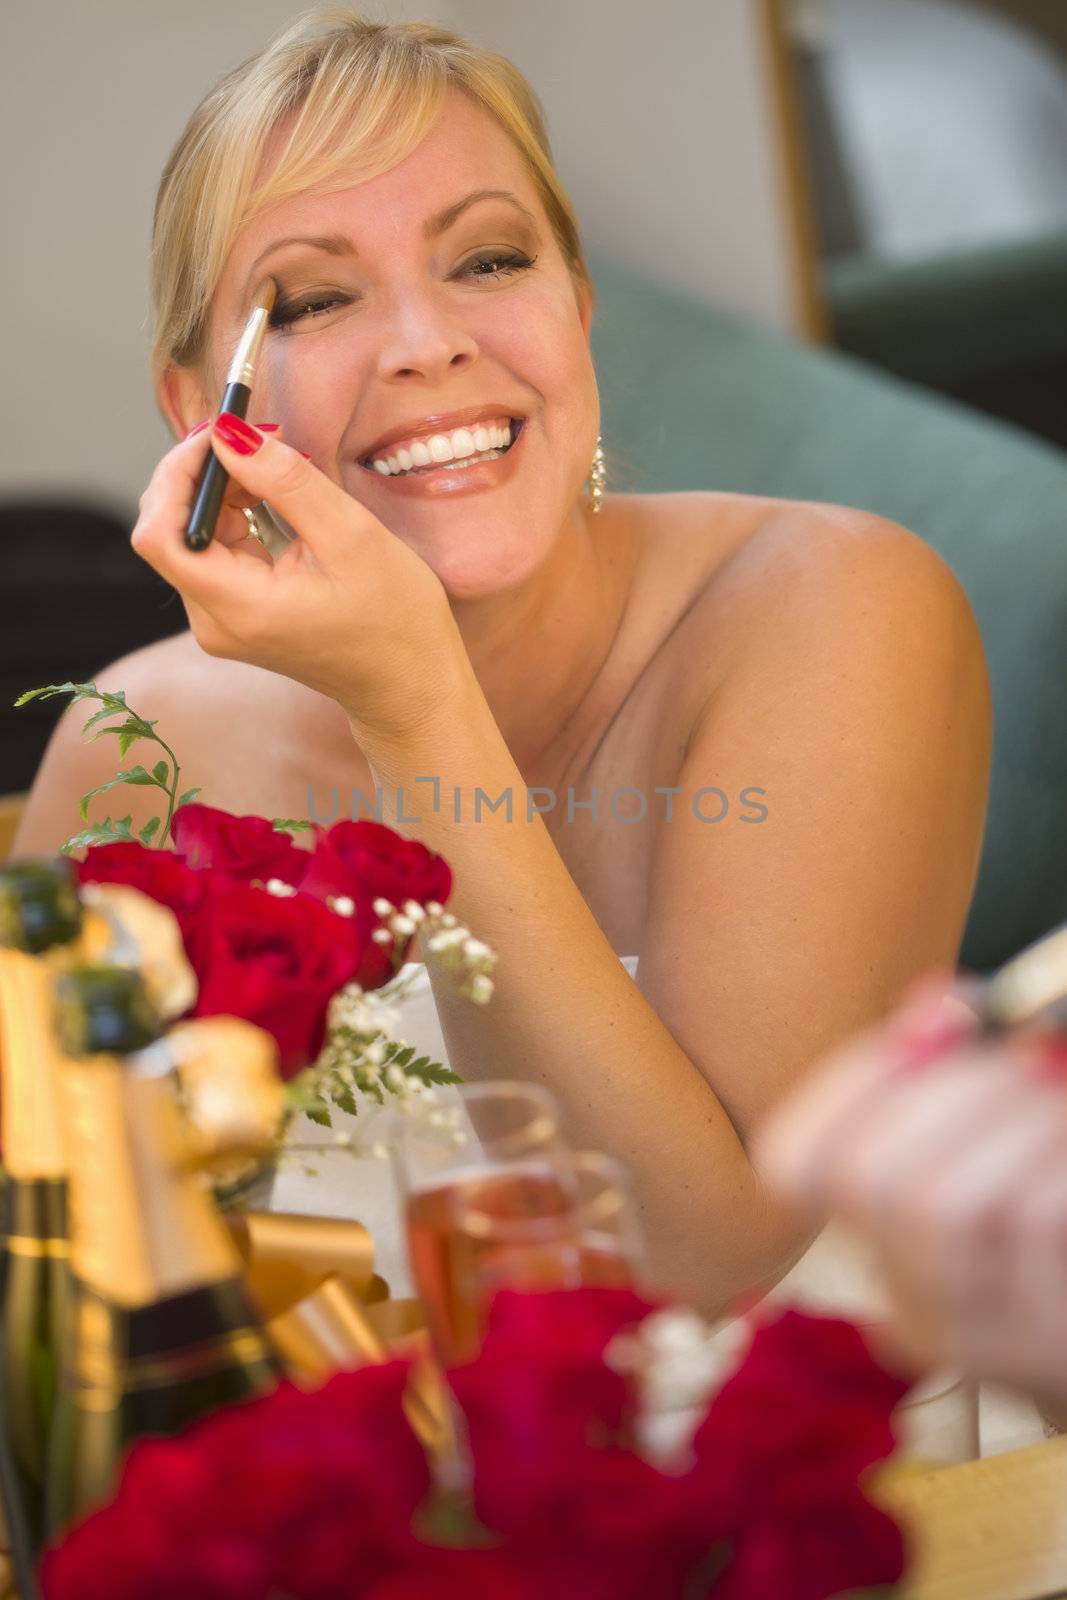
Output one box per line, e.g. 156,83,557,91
184,420,210,441
254,422,280,432
297,450,311,461
1026,1034,1067,1085
892,1009,977,1075
213,412,265,456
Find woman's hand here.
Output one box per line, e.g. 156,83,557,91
130,416,471,747
754,974,1067,1406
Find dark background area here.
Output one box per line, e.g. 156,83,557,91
3,503,185,793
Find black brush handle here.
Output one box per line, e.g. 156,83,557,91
184,381,251,551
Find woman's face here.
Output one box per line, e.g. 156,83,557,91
187,89,599,601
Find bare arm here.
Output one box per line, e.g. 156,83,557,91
366,512,992,1315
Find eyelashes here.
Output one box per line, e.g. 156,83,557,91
268,250,538,331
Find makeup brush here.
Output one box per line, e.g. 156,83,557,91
896,920,1067,1074
976,920,1067,1037
184,278,276,551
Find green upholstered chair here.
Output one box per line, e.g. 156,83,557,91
589,253,1067,973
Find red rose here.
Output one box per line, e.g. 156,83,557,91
171,802,308,890
692,1311,909,1497
76,841,213,942
708,1480,905,1600
186,884,364,1076
449,1288,658,1539
685,1311,909,1596
360,1548,532,1599
300,821,452,984
43,1364,430,1600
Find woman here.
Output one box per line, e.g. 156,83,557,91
756,969,1067,1418
13,11,991,1315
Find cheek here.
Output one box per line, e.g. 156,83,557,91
486,283,593,401
255,340,355,446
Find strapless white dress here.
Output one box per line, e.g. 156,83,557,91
268,954,978,1461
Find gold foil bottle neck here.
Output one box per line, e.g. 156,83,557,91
76,885,197,1020
165,1016,284,1172
0,948,69,1179
59,1057,240,1307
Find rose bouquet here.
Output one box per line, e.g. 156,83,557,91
40,1289,910,1600
16,681,496,1132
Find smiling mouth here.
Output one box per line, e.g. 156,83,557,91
358,418,524,477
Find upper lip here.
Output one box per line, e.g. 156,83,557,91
358,405,523,462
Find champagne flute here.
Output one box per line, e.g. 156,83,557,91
395,1082,572,1366
570,1150,647,1288
450,1149,648,1354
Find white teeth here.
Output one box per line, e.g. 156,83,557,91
368,416,517,474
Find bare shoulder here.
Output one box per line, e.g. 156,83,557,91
635,489,987,698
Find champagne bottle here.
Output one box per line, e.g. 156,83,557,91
45,966,282,1537
0,859,83,1546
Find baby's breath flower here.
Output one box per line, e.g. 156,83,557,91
372,897,395,917
264,877,297,897
402,900,427,923
371,928,394,946
470,974,494,1005
327,894,355,917
390,913,416,937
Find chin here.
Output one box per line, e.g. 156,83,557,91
403,527,546,602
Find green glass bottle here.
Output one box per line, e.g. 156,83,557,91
0,858,83,1547
45,966,282,1538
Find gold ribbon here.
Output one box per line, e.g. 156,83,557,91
229,1210,447,1455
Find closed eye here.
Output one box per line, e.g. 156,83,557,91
269,293,349,330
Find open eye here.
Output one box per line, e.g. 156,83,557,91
459,251,537,282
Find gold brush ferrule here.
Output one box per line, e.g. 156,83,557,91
225,279,277,388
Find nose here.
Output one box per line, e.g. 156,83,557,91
373,294,478,384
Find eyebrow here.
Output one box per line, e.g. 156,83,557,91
241,187,538,304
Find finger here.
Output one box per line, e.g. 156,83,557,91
140,421,283,527
132,423,290,606
1009,1153,1067,1393
753,1013,955,1206
824,1049,1029,1231
207,415,381,560
754,976,983,1203
878,1076,1065,1302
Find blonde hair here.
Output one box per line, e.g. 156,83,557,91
150,7,593,399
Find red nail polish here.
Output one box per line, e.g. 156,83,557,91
213,412,265,456
298,450,311,460
254,422,280,432
184,419,210,441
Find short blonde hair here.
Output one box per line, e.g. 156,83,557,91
150,7,593,399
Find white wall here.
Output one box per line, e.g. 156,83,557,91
1,0,797,510
434,0,799,328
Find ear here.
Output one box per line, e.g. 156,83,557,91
158,362,213,441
